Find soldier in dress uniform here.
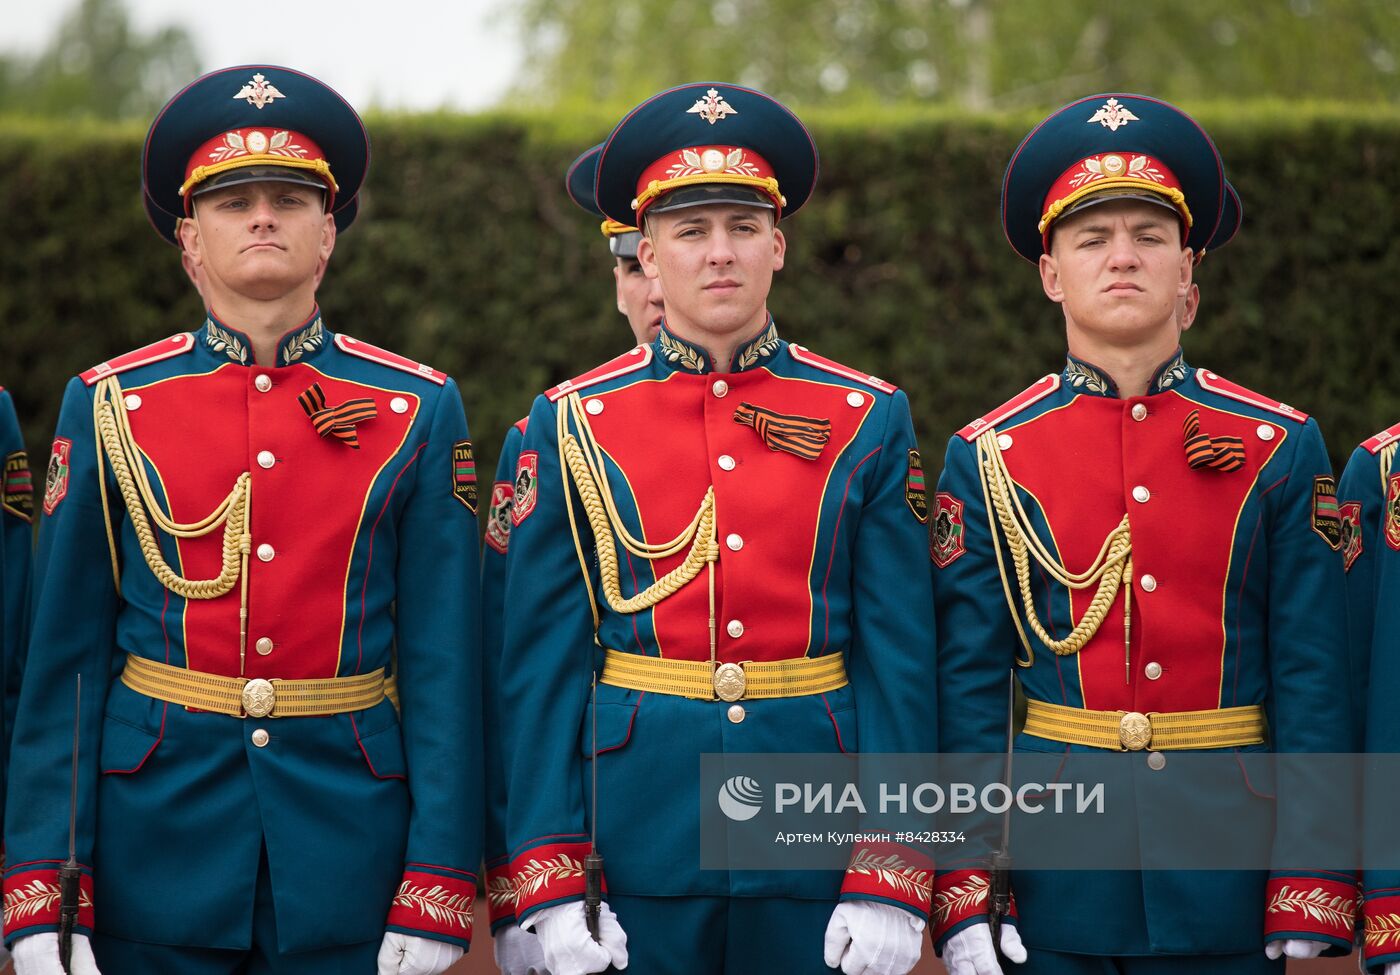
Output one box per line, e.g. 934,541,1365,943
497,83,938,975
1,383,33,862
1340,367,1400,973
4,65,481,975
930,94,1355,974
482,146,663,975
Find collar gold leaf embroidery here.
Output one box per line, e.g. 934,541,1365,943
281,317,325,364
205,320,250,365
659,330,707,373
736,321,780,370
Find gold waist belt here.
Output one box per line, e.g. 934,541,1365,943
600,649,847,702
1024,698,1267,752
121,654,386,719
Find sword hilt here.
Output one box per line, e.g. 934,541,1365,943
583,852,604,942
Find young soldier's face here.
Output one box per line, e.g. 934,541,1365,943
614,257,665,345
638,203,785,343
1039,199,1192,349
181,181,334,302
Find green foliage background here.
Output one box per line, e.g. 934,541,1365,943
3,104,1399,493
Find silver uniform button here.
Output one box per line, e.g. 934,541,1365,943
251,729,270,747
124,394,142,411
846,392,864,408
1131,403,1148,421
997,433,1013,450
1132,485,1150,504
1256,424,1275,441
718,455,736,471
254,374,273,393
585,399,604,415
256,543,275,562
1144,661,1162,680
390,397,409,414
713,380,729,398
1140,574,1157,592
727,704,746,724
727,620,744,638
255,637,274,656
726,533,744,551
1146,752,1167,771
257,450,276,469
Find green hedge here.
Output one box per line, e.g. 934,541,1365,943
3,103,1399,490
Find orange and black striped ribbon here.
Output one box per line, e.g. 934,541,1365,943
1183,408,1245,472
298,382,377,449
733,402,831,460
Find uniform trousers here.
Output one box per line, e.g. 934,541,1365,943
604,893,837,975
90,844,380,974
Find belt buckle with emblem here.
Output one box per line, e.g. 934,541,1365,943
242,678,277,718
1119,711,1152,751
713,662,746,702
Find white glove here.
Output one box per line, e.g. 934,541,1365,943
494,922,551,975
521,901,627,975
822,901,925,975
375,931,464,975
1263,938,1326,960
1385,962,1400,975
13,932,102,975
940,921,1027,975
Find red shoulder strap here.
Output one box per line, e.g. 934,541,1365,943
81,334,195,386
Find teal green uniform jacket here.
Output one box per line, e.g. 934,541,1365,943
499,322,939,922
4,315,483,953
931,353,1355,957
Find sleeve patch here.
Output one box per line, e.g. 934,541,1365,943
1340,501,1363,571
1387,474,1400,552
486,481,514,555
452,440,478,513
43,438,72,515
1312,475,1342,550
905,449,928,522
512,451,539,526
930,492,966,568
2,450,33,521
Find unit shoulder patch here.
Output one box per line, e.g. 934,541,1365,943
1312,475,1342,550
80,333,195,386
548,346,653,402
333,335,447,386
452,440,478,513
43,438,72,515
2,450,33,521
1387,474,1400,552
486,481,514,555
1194,370,1308,424
930,492,966,568
1340,501,1363,571
1362,421,1400,455
957,375,1061,442
787,345,896,394
513,451,539,525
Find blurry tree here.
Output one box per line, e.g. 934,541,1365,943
509,0,1400,109
0,0,199,119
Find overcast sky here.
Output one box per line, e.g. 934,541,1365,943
4,0,524,111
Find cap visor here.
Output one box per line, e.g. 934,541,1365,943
648,184,774,214
192,165,329,197
609,231,642,259
1058,189,1179,224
